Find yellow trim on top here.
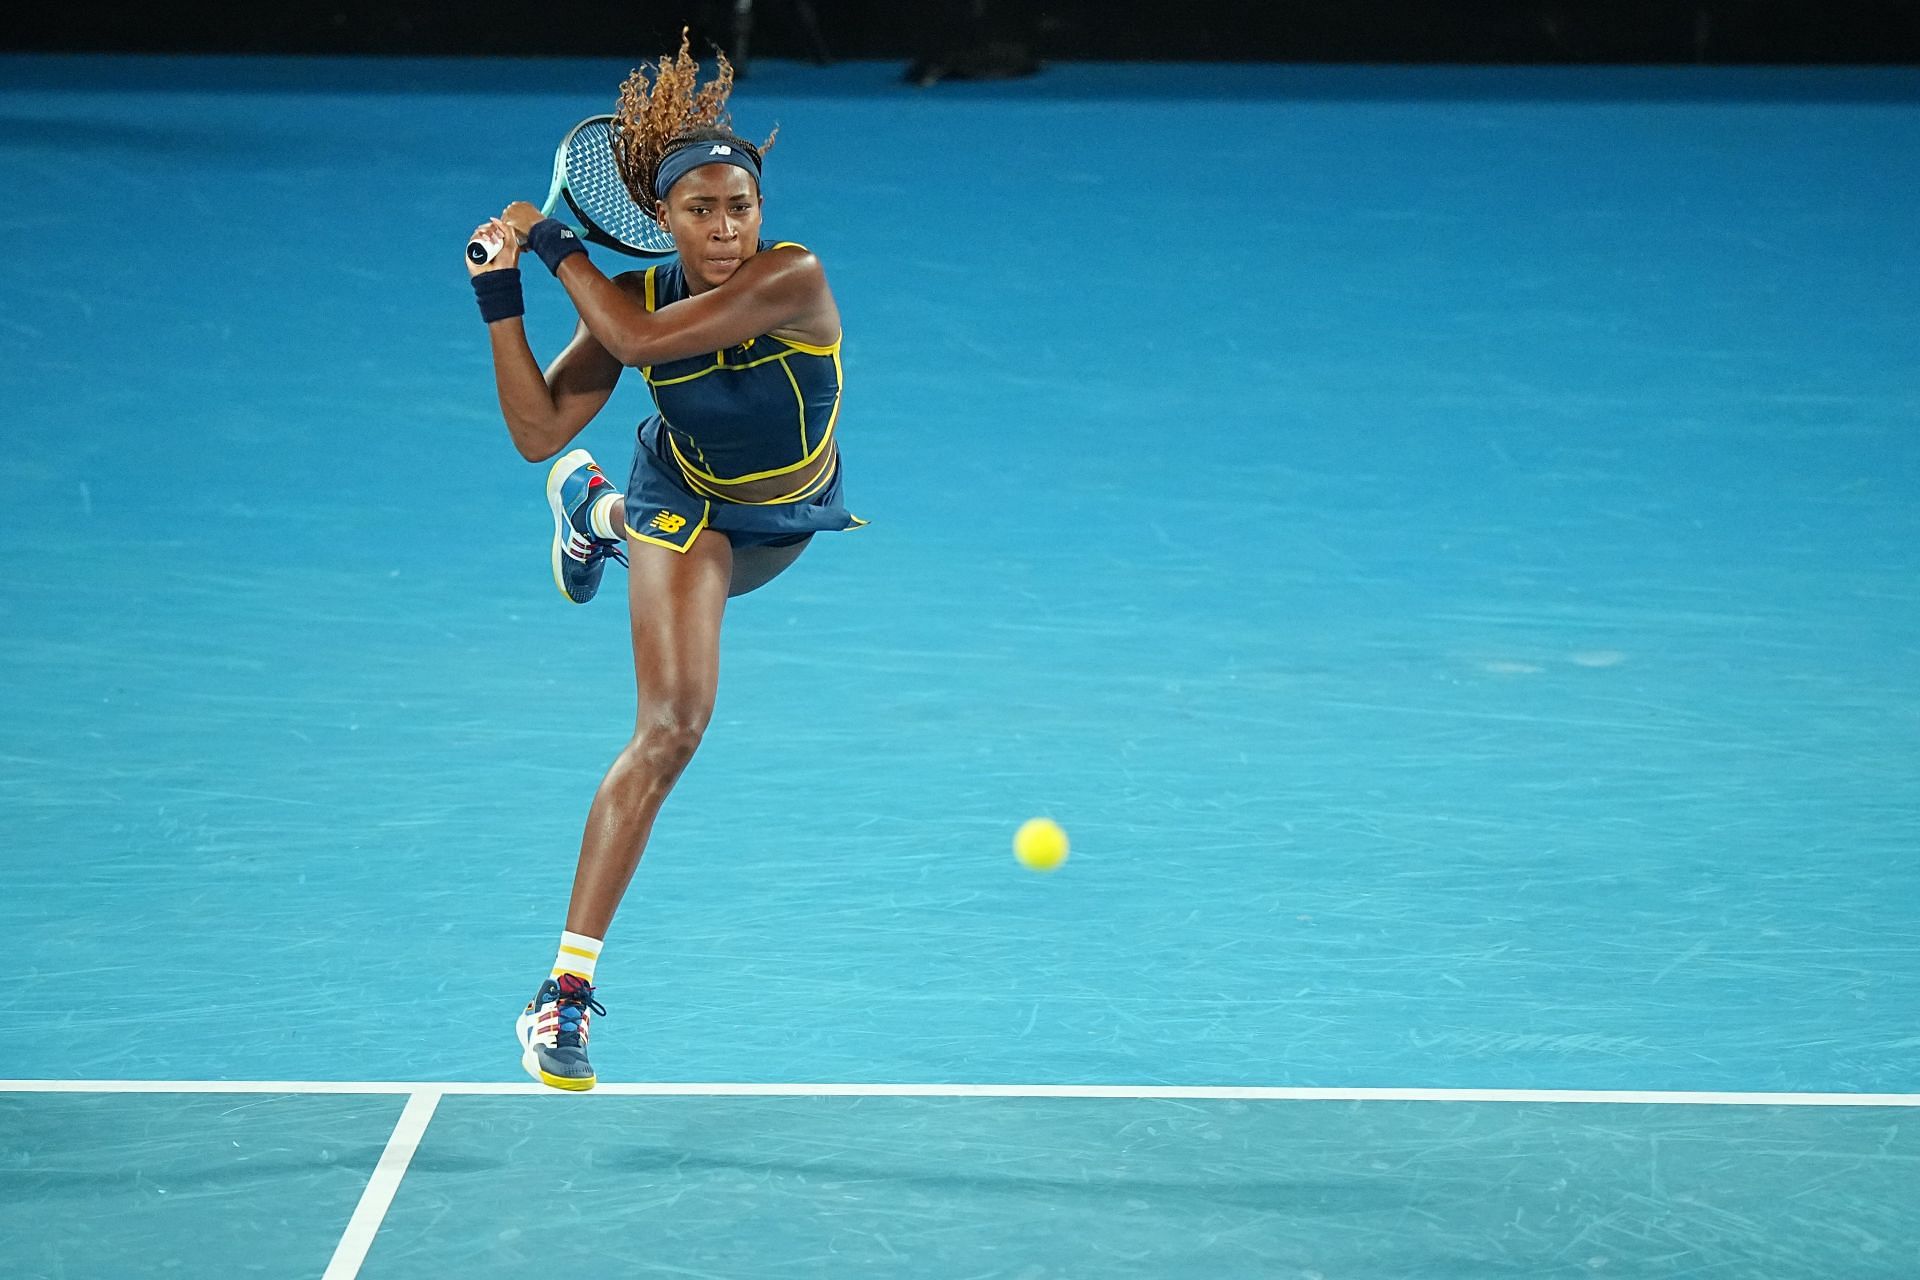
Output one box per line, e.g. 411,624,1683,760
657,410,715,474
644,347,803,387
775,333,842,357
639,266,661,378
774,456,840,504
667,419,835,489
780,355,808,453
826,348,843,439
557,944,599,959
677,449,838,506
660,350,838,489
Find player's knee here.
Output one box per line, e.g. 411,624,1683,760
627,698,712,774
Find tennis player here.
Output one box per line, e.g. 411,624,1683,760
465,36,862,1090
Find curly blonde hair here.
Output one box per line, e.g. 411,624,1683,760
613,29,778,211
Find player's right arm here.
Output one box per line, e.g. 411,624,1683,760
488,318,621,462
469,217,624,463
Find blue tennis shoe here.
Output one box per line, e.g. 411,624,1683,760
546,448,626,604
516,973,607,1091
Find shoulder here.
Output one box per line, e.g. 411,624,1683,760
746,243,828,295
764,241,823,270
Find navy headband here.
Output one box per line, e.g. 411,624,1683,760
654,140,762,203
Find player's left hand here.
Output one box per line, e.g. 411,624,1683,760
500,201,546,242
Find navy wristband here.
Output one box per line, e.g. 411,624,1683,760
527,218,586,274
472,268,524,324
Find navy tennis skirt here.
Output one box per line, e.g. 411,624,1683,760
621,416,866,553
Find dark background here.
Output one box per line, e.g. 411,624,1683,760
5,1,1919,64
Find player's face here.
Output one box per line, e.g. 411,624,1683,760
658,166,764,292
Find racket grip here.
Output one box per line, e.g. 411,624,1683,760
466,236,503,265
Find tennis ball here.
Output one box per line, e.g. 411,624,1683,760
1013,818,1069,872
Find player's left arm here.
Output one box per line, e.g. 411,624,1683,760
553,246,832,367
497,196,834,366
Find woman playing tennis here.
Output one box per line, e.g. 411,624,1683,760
465,37,861,1091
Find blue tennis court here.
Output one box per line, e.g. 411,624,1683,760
2,54,1917,1277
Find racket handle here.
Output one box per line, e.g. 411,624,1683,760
466,236,503,265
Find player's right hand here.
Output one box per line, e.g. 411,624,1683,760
466,218,521,276
499,202,546,241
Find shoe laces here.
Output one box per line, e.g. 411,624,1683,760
564,531,628,569
551,975,607,1050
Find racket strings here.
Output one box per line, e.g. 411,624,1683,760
565,123,675,254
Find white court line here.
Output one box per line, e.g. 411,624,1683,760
321,1088,439,1280
2,1079,1919,1106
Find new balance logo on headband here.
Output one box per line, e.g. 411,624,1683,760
656,141,760,202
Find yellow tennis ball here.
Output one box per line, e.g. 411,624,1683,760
1013,818,1069,872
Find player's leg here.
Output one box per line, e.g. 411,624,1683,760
569,530,733,934
546,450,629,605
517,529,733,1090
727,534,812,597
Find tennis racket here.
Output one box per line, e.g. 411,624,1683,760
467,115,675,264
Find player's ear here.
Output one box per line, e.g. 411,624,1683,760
654,200,669,227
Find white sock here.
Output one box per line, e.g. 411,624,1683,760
588,493,622,540
552,931,602,983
